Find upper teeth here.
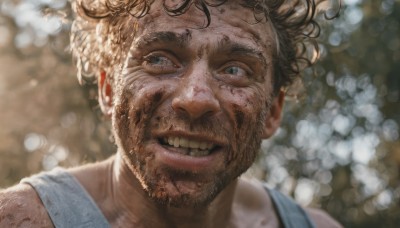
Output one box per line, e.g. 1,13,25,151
165,137,214,150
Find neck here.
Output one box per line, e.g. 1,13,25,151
106,152,237,228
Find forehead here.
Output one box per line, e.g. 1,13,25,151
134,1,275,55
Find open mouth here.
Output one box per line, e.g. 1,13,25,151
159,137,220,157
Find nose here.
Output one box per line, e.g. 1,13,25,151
172,76,220,120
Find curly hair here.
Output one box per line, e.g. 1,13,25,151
70,0,339,93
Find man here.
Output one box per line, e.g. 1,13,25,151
0,0,342,227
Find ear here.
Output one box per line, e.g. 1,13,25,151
262,90,285,139
98,71,113,117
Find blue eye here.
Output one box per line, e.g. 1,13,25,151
142,52,180,74
224,66,247,77
146,55,173,66
216,63,254,87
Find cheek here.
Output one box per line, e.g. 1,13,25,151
227,89,268,155
114,79,173,138
221,87,268,162
233,106,245,129
114,93,130,133
221,88,265,128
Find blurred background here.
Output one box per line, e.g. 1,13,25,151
0,0,399,227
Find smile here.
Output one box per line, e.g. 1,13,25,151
160,137,217,157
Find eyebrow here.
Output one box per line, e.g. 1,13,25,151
133,30,268,66
216,39,268,66
134,31,192,49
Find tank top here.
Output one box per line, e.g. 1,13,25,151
21,168,315,228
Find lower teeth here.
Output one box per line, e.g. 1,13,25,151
188,148,210,157
162,139,211,156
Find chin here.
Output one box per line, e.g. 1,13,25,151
118,137,256,208
147,176,228,208
124,155,233,207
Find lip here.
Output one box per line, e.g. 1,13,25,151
150,142,225,172
153,130,227,146
149,131,227,172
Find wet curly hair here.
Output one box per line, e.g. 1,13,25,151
70,0,339,93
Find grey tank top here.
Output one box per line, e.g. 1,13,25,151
22,168,315,228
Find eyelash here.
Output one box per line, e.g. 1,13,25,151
144,55,172,66
142,52,180,74
140,52,256,86
222,65,250,77
220,61,253,75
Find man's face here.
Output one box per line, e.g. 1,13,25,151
112,1,278,207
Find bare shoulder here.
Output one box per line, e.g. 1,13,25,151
0,184,54,227
305,208,343,228
236,178,342,228
233,178,280,227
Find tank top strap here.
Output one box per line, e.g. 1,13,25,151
21,168,109,228
264,184,316,228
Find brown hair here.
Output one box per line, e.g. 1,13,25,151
70,0,339,93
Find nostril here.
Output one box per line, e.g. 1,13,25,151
172,96,220,120
201,109,217,119
171,80,221,120
174,106,189,116
171,98,184,111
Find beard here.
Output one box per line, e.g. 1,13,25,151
112,85,270,208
